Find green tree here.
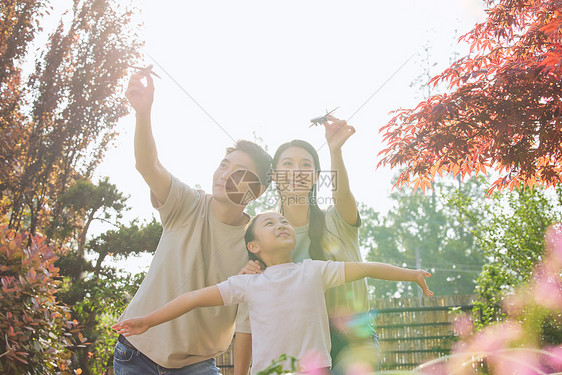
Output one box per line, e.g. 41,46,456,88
469,186,562,333
1,1,143,372
363,176,486,298
0,0,48,196
2,0,141,235
55,178,129,256
56,217,162,373
82,271,146,375
87,218,161,273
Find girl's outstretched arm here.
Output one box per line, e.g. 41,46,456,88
112,285,224,337
344,262,433,297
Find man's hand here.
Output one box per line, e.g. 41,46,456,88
112,317,150,337
125,72,154,116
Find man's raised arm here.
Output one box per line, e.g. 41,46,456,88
126,72,172,204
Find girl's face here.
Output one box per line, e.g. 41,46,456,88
251,212,296,254
273,146,317,194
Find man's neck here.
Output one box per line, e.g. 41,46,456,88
210,199,248,226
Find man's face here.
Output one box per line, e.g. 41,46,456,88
212,150,262,206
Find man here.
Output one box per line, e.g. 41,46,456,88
113,70,271,374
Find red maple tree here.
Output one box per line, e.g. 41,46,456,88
379,0,562,195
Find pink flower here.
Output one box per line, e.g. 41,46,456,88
416,359,449,375
452,314,474,337
545,224,562,271
503,293,525,317
488,349,540,375
300,351,326,375
448,322,524,375
470,322,523,353
531,265,562,311
542,345,562,372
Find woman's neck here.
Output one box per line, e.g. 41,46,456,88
281,196,310,228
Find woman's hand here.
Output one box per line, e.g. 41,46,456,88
112,317,150,337
239,260,265,275
323,115,355,152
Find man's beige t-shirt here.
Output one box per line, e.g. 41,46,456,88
118,176,250,368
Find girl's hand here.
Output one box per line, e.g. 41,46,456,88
239,260,264,275
112,317,150,337
415,269,433,297
323,115,355,152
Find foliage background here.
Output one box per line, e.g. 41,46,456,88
1,0,561,373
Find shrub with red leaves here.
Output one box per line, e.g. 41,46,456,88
379,0,562,195
0,226,81,374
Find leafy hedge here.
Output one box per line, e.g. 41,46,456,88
0,226,82,374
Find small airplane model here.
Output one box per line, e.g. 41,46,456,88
309,107,339,127
131,64,161,79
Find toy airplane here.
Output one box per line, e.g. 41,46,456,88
131,64,161,79
310,107,339,127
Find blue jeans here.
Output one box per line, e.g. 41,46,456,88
113,341,222,375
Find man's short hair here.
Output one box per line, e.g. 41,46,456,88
226,140,272,188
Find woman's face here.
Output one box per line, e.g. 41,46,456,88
274,146,317,194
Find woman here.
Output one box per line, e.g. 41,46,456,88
244,116,380,373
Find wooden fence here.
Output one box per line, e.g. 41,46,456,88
374,294,478,370
216,342,235,375
216,294,478,374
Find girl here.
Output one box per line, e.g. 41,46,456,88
244,116,380,372
113,212,432,375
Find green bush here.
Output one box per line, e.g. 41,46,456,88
0,226,82,374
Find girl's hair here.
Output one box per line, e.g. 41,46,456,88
244,212,266,263
272,140,328,261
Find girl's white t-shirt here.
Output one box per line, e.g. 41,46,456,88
217,259,345,374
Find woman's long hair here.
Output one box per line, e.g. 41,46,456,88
272,140,328,260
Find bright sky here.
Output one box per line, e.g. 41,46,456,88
91,0,486,232
40,0,486,271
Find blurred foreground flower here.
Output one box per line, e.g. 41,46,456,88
416,223,562,375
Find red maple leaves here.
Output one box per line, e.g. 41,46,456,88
379,0,562,195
